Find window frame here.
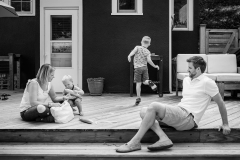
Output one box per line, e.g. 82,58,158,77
2,0,35,16
111,0,143,15
171,0,193,31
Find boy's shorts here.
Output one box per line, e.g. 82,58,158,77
134,66,149,83
156,104,198,131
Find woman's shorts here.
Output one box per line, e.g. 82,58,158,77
156,105,198,131
134,66,149,83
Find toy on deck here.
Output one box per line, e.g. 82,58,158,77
79,118,93,124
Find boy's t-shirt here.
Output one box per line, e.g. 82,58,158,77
134,46,151,69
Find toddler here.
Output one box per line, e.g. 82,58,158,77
62,75,84,116
128,36,159,105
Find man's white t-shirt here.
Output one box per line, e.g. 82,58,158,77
178,74,219,125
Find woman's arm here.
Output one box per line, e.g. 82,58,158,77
48,83,67,104
28,81,49,107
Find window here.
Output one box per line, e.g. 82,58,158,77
51,16,72,67
111,0,143,15
171,0,193,31
2,0,35,16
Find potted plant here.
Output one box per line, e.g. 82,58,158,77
87,77,104,96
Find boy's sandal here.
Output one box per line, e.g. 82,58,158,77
135,98,141,105
148,80,157,91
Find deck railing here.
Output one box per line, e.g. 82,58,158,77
200,24,240,54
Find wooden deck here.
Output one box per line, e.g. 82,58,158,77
1,90,240,159
0,90,240,130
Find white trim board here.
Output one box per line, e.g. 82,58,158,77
40,0,83,88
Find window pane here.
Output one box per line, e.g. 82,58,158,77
51,16,72,40
174,0,188,28
51,42,72,67
119,0,135,10
11,2,21,11
22,2,30,11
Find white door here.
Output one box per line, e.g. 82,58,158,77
45,10,78,92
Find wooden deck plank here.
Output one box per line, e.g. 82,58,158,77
1,143,240,159
0,90,240,130
199,104,240,127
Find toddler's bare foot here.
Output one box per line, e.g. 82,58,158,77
79,112,84,116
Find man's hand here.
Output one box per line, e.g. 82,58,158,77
128,56,131,62
155,65,159,70
218,124,231,135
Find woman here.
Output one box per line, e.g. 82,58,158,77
20,64,67,122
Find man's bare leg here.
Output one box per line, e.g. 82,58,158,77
116,102,173,152
140,106,170,142
128,102,169,145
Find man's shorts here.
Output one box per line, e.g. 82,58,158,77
134,66,149,83
156,105,198,131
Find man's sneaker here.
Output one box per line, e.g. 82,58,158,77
148,80,157,91
135,98,141,105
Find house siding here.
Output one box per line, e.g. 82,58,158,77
0,0,40,88
83,0,170,93
172,0,199,58
0,0,199,94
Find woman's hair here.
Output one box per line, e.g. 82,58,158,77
36,64,55,85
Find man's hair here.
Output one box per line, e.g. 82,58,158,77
62,75,73,82
36,64,55,85
141,36,151,45
186,56,206,73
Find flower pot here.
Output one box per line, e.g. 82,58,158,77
87,78,104,96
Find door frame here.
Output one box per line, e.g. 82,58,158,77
169,0,173,93
40,0,83,88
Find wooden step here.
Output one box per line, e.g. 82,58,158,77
1,128,240,143
0,143,240,160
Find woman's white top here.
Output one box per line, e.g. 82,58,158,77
19,79,51,112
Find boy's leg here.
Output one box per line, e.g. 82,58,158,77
74,98,84,116
135,82,142,105
134,67,143,105
68,99,76,111
141,68,157,91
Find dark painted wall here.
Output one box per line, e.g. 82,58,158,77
0,0,199,93
0,0,40,88
83,0,170,93
172,0,200,58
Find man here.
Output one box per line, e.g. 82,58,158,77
116,56,231,153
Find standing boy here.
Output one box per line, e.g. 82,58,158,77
128,36,159,105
